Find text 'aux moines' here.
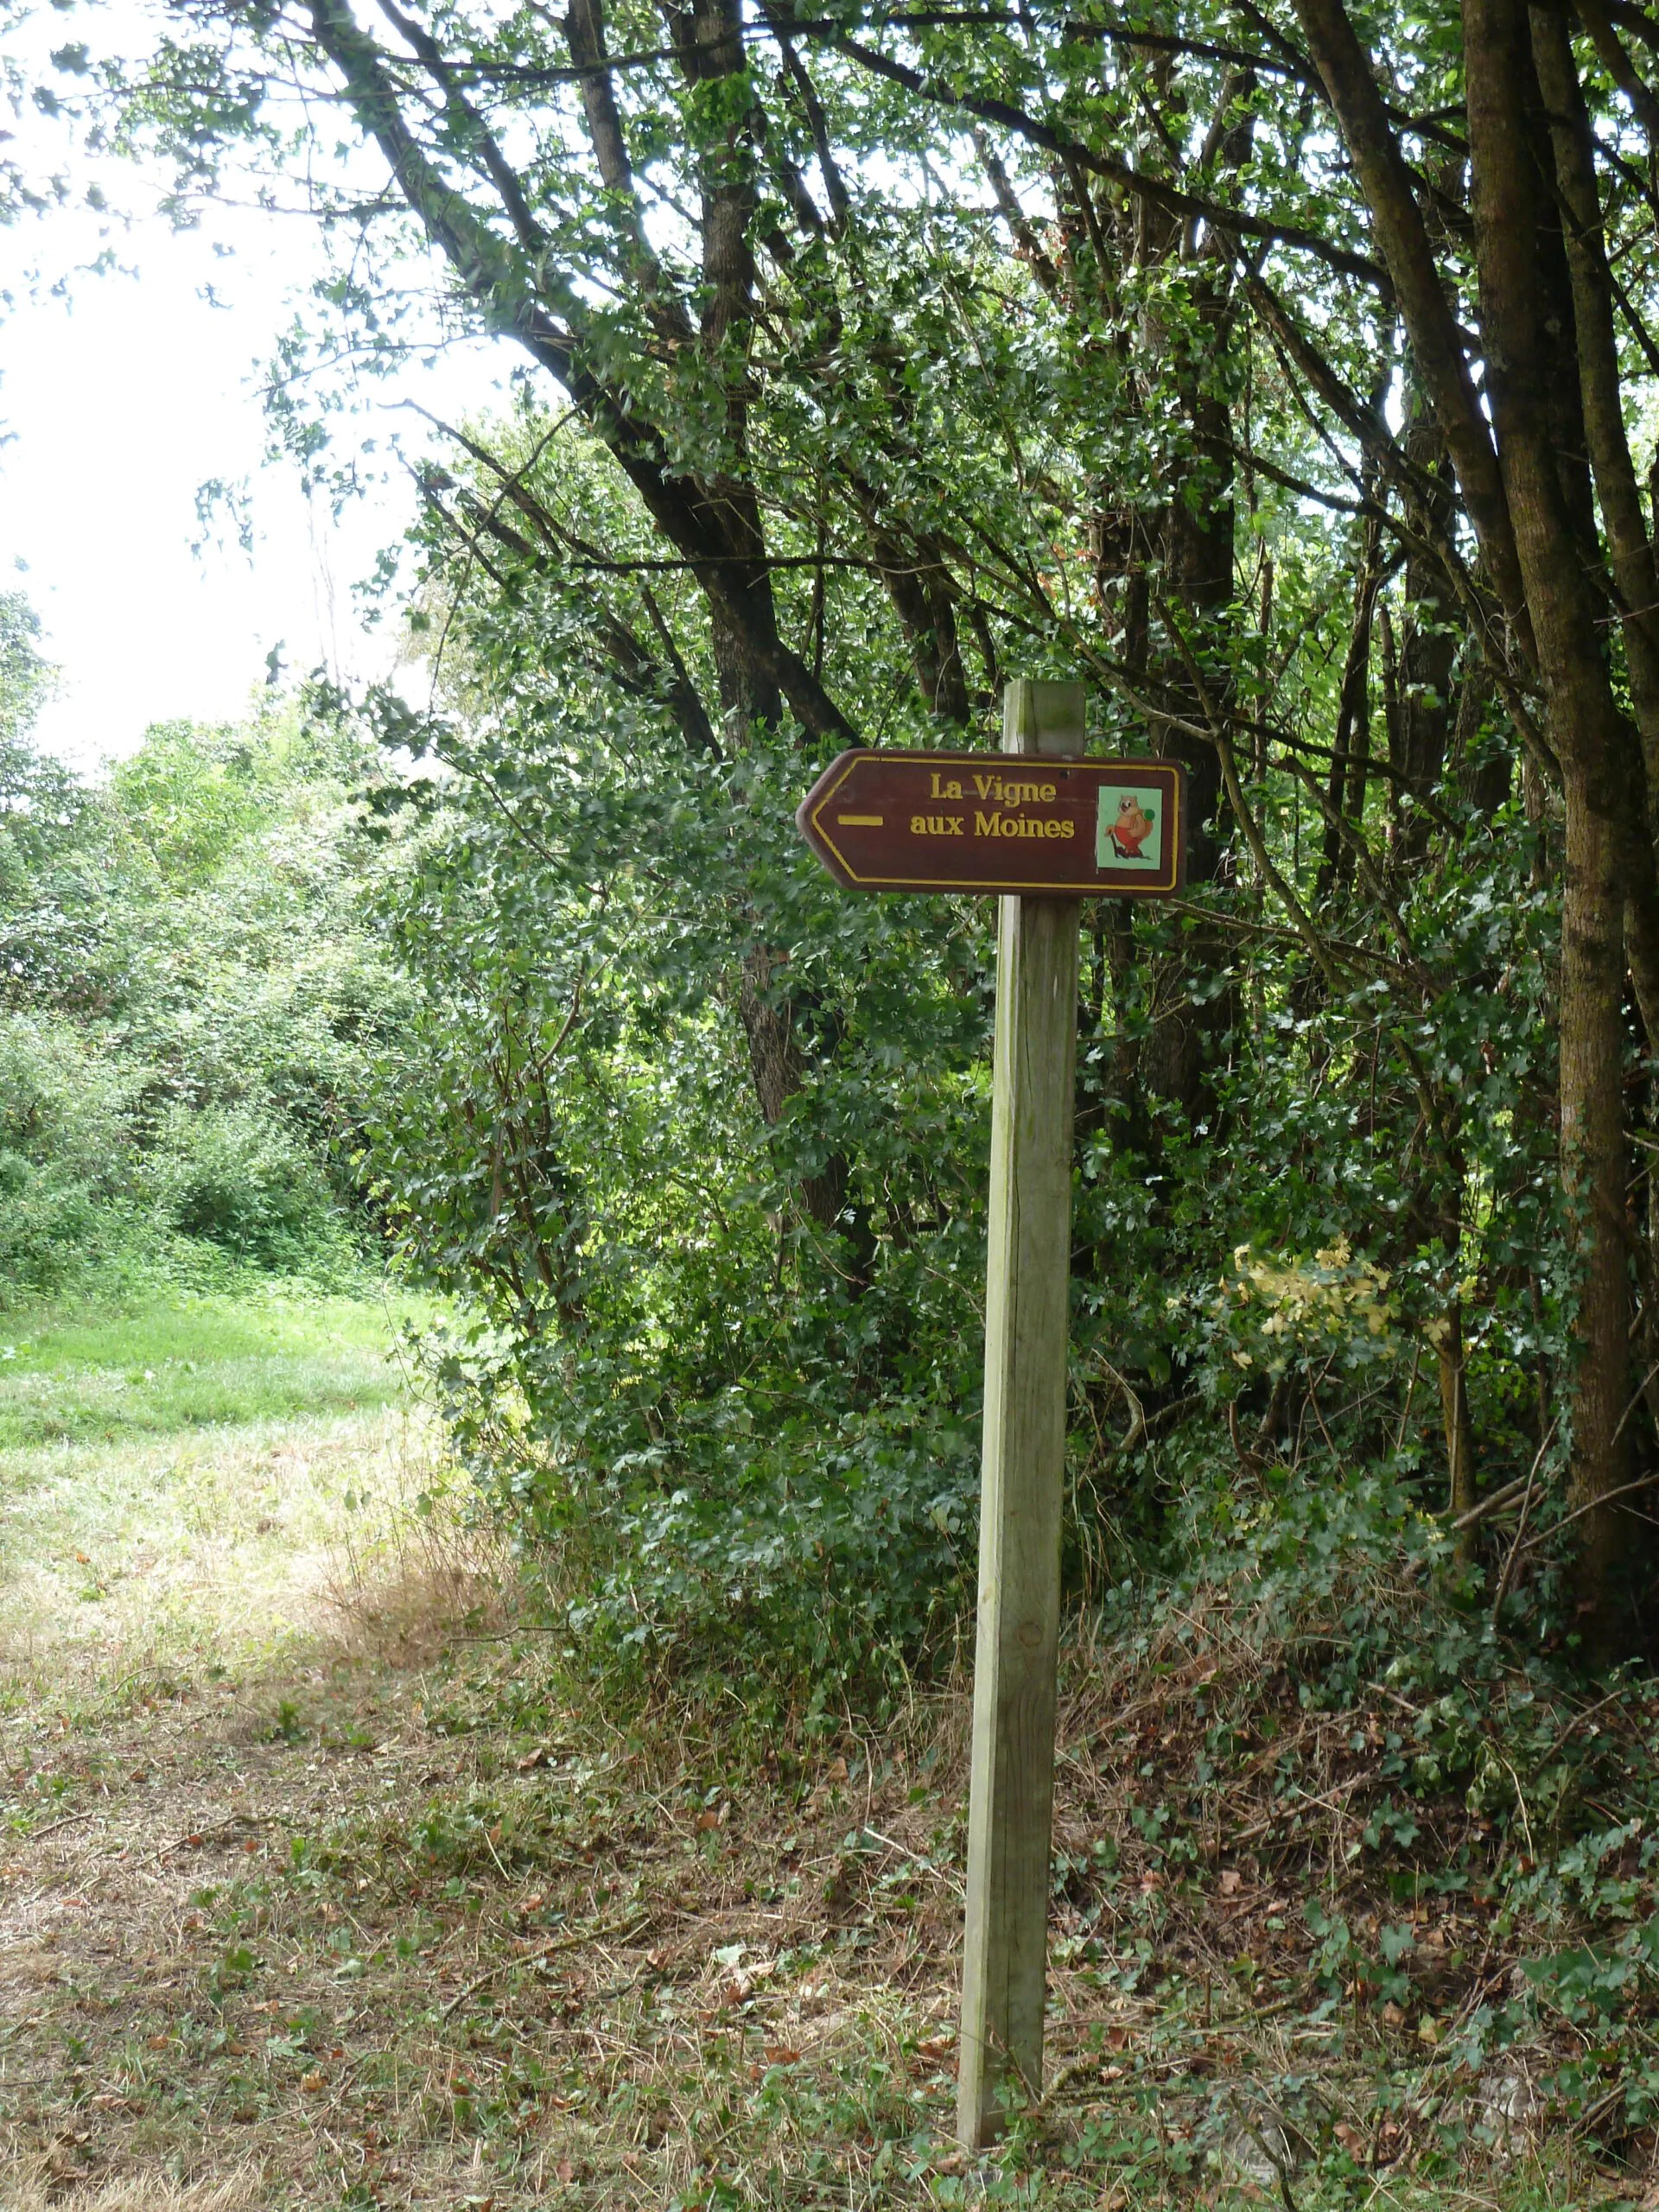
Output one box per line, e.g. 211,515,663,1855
912,770,1076,841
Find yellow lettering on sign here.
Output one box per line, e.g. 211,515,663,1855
969,810,1074,841
967,773,1062,810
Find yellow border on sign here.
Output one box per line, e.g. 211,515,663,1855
807,751,1184,893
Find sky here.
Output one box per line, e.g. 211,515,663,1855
1,23,505,774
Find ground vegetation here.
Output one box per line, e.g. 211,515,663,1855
3,1315,1656,2209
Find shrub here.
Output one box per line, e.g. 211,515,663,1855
148,1103,348,1272
0,1163,108,1300
0,1016,140,1300
0,1012,131,1177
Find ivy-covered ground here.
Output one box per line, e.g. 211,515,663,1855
2,1298,1655,2210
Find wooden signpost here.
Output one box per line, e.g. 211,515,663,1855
798,680,1187,2148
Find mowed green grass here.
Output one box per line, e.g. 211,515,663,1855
0,1285,423,1453
0,1281,440,1692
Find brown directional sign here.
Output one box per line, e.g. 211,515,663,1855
796,749,1186,898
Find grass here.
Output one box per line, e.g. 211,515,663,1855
0,1406,439,1697
0,1282,423,1453
0,1282,1653,2207
0,1282,436,1694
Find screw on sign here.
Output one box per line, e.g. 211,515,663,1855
797,681,1186,2149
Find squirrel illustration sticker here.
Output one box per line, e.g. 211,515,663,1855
1096,787,1163,870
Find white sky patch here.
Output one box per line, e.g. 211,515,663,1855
1,3,507,772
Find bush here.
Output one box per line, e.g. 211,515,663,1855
0,1162,108,1300
0,1015,140,1300
148,1103,349,1272
0,1011,132,1177
0,702,392,1305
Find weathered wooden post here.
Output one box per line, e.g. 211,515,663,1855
794,681,1185,2153
956,677,1082,2145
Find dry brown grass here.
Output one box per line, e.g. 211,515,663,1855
0,2160,264,2211
0,1566,1627,2209
0,1624,974,2208
318,1432,510,1666
0,1395,977,2208
0,1408,440,1707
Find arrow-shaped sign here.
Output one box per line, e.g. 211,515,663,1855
796,748,1186,897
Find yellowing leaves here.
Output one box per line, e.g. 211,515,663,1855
1228,1236,1395,1353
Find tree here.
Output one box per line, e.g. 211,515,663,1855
0,592,86,1006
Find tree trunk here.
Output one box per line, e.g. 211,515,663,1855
1462,0,1631,1653
1558,769,1630,1649
1439,1294,1478,1558
737,946,870,1272
1392,398,1462,874
1315,506,1382,903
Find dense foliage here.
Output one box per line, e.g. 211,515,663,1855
0,641,408,1300
352,599,1574,1714
19,0,1637,1681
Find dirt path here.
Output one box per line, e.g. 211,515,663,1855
0,1390,972,2210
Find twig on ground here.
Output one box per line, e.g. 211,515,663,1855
440,1913,652,2020
1505,1470,1659,1564
144,1812,275,1866
1535,1684,1633,1770
1451,1465,1537,1532
27,1808,99,1841
1490,1446,1544,1629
